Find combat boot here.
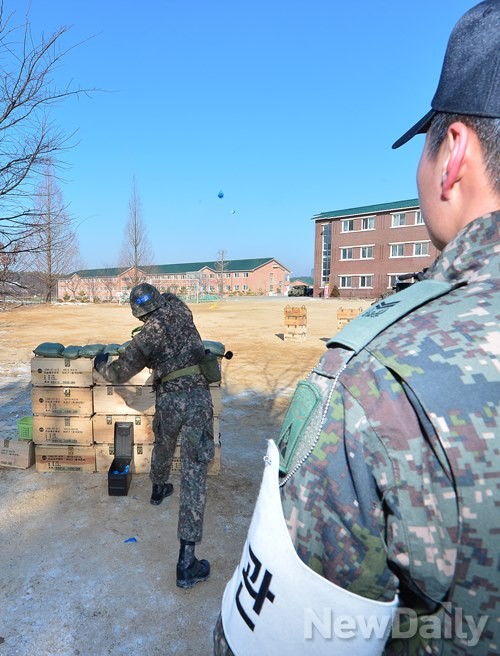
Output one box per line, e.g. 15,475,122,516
176,539,210,589
150,483,174,505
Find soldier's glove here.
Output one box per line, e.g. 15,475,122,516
93,351,110,374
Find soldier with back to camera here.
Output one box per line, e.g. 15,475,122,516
214,1,500,654
95,283,214,589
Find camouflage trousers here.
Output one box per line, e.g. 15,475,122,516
213,613,234,655
151,386,214,543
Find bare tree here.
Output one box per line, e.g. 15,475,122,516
101,275,118,302
215,249,228,298
85,276,100,303
119,176,153,287
25,163,81,302
0,241,23,303
0,2,93,292
64,274,82,301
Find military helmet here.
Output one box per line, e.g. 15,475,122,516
129,283,164,318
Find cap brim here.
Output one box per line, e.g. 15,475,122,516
392,109,436,149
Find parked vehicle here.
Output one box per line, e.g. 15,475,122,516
288,285,313,297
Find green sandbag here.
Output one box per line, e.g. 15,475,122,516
79,344,106,358
103,343,121,356
33,342,65,357
62,345,82,359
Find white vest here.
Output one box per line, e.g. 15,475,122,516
221,440,399,655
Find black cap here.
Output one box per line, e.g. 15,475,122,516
392,0,500,149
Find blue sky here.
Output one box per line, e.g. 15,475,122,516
21,0,474,276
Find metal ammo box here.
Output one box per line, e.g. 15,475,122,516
107,421,133,496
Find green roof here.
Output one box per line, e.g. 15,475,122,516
63,257,290,279
291,276,313,284
66,267,128,278
312,198,419,221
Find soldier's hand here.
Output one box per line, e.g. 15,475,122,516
93,352,110,373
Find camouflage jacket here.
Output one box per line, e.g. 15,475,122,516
214,211,499,656
277,211,499,655
102,293,208,393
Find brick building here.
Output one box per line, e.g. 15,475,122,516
57,257,292,302
312,199,440,299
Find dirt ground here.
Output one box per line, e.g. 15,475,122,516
0,296,373,656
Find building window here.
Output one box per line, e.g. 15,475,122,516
360,246,374,259
234,285,240,291
415,210,424,224
243,272,249,278
234,272,240,277
361,216,375,230
243,285,248,291
339,276,352,288
209,273,215,278
414,241,430,256
321,223,331,286
341,219,354,232
387,275,398,289
340,247,353,260
359,275,373,288
392,213,406,227
391,244,405,257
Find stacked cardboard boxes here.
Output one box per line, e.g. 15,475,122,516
30,350,223,477
31,357,96,471
336,307,364,331
93,362,156,474
284,305,307,341
208,384,222,475
93,374,222,475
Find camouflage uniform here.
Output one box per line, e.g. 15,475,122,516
214,211,499,655
102,293,214,543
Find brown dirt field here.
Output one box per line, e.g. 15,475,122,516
0,296,372,656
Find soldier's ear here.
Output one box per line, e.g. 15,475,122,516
441,122,468,200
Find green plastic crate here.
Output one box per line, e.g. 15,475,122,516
17,416,33,440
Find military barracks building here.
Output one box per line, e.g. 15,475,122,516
57,257,292,302
312,199,440,299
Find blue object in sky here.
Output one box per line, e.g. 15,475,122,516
218,190,224,199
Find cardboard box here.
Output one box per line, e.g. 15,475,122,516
95,442,153,474
213,416,221,445
337,307,363,330
210,385,222,416
32,387,93,416
93,385,155,415
93,358,154,386
31,357,94,387
93,415,219,448
95,442,221,476
35,445,96,472
32,416,93,445
208,444,221,475
93,414,154,444
0,438,35,469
